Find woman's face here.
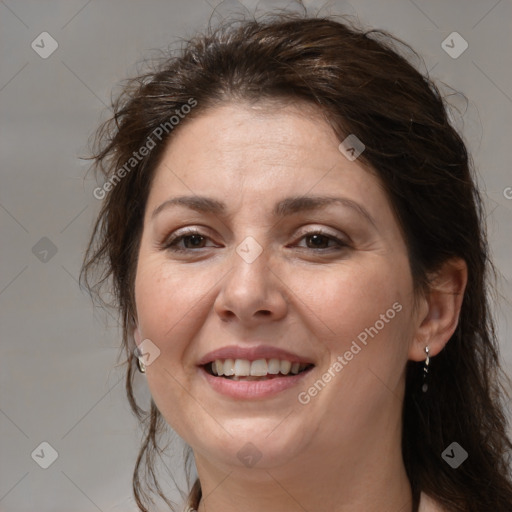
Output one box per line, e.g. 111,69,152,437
134,102,422,471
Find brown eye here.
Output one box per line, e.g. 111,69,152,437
181,234,206,248
163,229,216,252
305,234,332,249
295,230,348,251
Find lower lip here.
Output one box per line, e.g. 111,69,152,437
199,366,314,399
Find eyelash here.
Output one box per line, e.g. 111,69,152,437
162,228,349,253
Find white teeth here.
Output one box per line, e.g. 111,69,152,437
209,358,311,378
234,359,251,376
250,359,268,376
267,358,281,374
214,360,224,376
280,360,292,374
223,359,235,376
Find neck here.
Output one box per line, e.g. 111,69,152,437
193,415,413,512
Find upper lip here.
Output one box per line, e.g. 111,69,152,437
197,345,315,366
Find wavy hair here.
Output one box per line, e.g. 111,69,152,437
80,13,512,512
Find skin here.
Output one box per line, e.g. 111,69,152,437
133,102,467,512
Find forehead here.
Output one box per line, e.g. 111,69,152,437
147,102,389,217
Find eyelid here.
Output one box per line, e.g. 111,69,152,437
161,227,216,249
293,225,350,244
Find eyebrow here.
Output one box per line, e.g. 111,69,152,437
151,194,376,227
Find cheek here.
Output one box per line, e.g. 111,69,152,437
133,261,199,381
299,265,413,419
135,258,205,335
134,262,207,430
302,258,414,393
302,259,410,339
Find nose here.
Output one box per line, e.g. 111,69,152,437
213,242,288,326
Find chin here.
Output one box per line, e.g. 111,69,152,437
191,418,310,471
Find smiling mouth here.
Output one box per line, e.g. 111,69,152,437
203,358,314,381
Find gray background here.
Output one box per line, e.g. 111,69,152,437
1,1,511,511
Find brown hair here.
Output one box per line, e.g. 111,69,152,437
80,13,512,512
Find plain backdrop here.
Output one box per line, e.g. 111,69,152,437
1,1,511,511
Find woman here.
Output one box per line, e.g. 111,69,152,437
81,13,512,512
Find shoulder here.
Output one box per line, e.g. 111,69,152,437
419,492,448,512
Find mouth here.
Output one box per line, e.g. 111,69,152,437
197,345,316,399
203,358,314,381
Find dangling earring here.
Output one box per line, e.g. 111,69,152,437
137,357,146,373
135,348,146,373
422,346,430,392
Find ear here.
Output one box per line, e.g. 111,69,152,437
409,257,467,361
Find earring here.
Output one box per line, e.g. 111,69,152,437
422,346,430,392
136,351,146,373
137,357,146,373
